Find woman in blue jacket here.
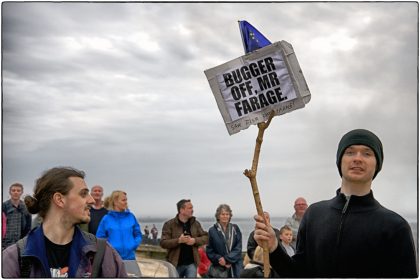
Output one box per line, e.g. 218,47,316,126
96,190,142,260
206,204,243,278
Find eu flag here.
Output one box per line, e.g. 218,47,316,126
239,20,271,54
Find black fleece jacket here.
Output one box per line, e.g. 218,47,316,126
270,189,418,278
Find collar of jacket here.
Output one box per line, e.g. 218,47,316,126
108,209,132,217
175,214,196,224
3,200,25,213
330,188,380,213
22,225,96,277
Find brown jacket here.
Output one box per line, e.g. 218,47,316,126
160,215,208,267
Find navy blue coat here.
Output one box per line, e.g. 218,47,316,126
206,223,243,277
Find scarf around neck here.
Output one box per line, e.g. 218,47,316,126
215,222,235,253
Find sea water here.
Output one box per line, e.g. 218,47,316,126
138,216,418,251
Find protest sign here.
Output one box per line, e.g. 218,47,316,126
205,41,311,135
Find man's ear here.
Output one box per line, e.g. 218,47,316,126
52,192,65,208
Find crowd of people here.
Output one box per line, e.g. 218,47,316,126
1,129,418,278
142,224,159,245
0,171,307,278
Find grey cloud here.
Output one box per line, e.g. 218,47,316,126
2,2,417,219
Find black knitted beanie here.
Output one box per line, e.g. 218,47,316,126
336,129,384,179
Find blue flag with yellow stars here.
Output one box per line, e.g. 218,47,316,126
239,20,271,54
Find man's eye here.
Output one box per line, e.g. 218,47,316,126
81,190,89,197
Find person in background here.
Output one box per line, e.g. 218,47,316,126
151,224,158,245
88,185,108,235
160,199,208,278
253,129,418,277
144,225,150,239
206,204,243,278
241,246,264,278
240,246,279,278
2,183,32,250
96,190,142,260
198,245,211,277
284,197,308,248
246,211,280,260
2,212,6,239
279,225,295,256
2,167,127,277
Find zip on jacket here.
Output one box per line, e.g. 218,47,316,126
333,194,351,275
336,195,351,247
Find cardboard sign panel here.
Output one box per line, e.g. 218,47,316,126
205,41,311,135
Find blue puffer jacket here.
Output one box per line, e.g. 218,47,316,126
96,210,142,260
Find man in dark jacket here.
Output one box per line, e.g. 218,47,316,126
254,129,418,277
246,212,280,260
2,183,32,250
160,199,208,278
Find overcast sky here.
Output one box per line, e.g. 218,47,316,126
2,2,418,221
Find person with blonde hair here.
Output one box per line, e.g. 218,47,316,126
279,225,295,256
240,246,279,278
96,190,142,260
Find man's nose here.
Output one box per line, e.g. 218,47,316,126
353,151,364,161
87,194,95,204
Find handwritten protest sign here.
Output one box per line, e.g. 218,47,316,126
205,41,311,135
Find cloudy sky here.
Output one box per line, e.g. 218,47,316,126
2,2,418,221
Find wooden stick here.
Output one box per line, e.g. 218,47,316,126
243,110,275,278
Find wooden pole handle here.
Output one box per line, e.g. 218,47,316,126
243,111,275,278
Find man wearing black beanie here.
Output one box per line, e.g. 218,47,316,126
253,129,417,277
